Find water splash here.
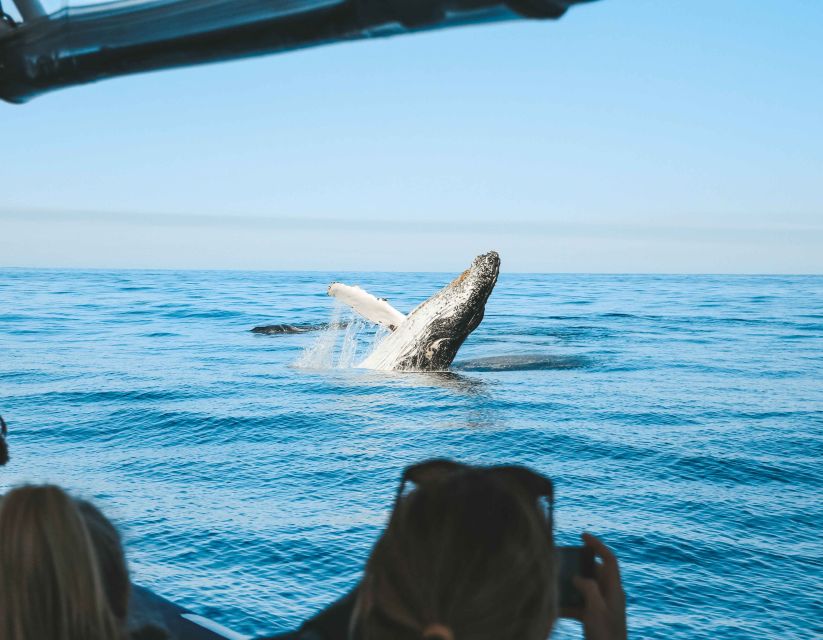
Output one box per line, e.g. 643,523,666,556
336,318,363,368
294,304,387,369
293,304,343,369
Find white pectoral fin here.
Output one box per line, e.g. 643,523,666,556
328,283,407,331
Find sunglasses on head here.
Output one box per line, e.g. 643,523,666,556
396,458,555,528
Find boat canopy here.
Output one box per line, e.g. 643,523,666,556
0,0,594,102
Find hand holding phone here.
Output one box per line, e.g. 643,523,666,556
559,533,627,640
555,545,595,608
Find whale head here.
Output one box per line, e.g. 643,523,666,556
360,251,500,371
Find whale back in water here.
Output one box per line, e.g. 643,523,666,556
250,322,349,334
331,251,500,371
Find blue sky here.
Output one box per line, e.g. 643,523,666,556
1,0,821,272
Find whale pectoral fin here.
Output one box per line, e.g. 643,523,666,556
328,283,407,331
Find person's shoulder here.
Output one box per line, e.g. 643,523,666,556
131,624,171,640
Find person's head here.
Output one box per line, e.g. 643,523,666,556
76,498,131,622
354,459,557,640
0,414,9,466
77,499,171,640
0,484,124,640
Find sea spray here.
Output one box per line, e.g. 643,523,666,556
337,318,365,368
293,304,344,369
294,303,386,369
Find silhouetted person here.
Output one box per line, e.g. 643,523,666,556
0,484,169,640
0,484,125,640
263,459,626,640
0,415,9,466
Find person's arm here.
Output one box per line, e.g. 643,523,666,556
560,533,627,640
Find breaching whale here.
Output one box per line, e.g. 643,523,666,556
328,251,500,371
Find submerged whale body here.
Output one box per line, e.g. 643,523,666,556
329,251,500,371
251,322,349,334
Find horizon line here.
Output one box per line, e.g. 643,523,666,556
2,265,821,277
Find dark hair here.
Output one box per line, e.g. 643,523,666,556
0,415,9,466
354,460,556,640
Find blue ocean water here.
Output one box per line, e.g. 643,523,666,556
1,269,821,639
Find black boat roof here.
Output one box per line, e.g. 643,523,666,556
0,0,596,102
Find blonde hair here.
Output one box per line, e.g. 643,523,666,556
0,485,124,640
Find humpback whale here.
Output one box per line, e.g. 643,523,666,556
329,251,500,371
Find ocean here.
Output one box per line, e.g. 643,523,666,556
1,269,821,639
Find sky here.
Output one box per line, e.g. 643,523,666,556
1,0,821,273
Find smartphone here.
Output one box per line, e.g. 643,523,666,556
555,546,595,608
